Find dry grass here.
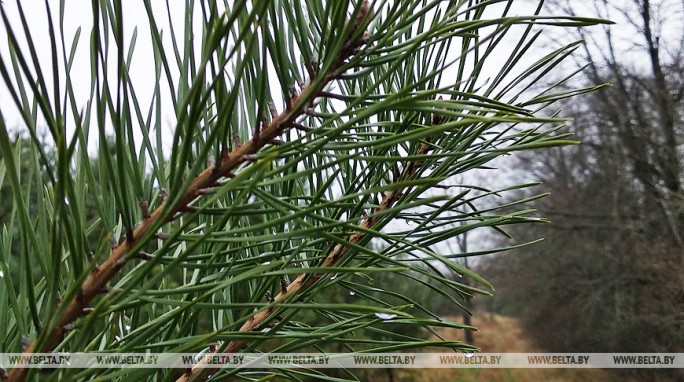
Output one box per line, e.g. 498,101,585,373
380,314,627,382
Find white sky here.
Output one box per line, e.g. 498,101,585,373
0,0,193,152
1,0,679,256
0,1,548,145
3,0,680,142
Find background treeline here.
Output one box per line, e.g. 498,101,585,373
481,1,683,381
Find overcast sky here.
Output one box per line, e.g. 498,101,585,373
0,0,189,151
3,1,681,137
0,1,556,144
1,1,680,256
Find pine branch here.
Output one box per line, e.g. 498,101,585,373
176,116,437,382
6,6,371,382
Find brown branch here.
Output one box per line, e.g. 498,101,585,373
177,139,437,382
6,14,370,382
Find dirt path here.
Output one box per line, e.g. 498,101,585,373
401,314,624,382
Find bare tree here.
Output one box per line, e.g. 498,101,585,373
547,0,683,245
481,1,683,380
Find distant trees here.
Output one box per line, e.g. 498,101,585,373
577,0,683,244
482,0,683,380
552,0,683,239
